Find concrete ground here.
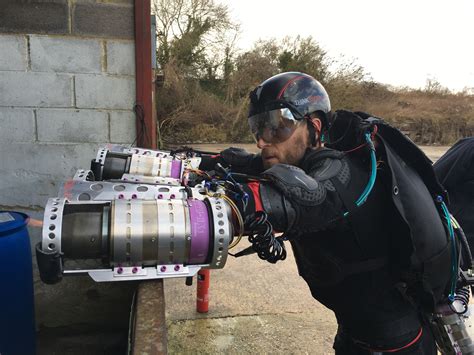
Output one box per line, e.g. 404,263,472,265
165,144,449,354
165,240,337,354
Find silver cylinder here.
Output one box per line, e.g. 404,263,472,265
40,197,233,270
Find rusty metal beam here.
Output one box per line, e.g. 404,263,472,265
133,2,165,354
131,280,167,354
134,0,157,149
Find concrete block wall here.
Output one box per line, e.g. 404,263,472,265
0,0,138,333
0,34,137,207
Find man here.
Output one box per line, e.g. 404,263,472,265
203,72,450,354
434,138,474,251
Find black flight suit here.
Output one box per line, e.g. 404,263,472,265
214,143,439,354
434,137,474,251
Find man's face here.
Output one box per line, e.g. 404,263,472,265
257,122,311,169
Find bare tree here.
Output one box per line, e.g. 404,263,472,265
152,0,239,77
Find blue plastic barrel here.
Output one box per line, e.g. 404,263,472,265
0,211,36,355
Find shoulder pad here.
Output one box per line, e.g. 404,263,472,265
311,158,344,181
262,164,327,206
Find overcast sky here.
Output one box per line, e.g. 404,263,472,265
223,0,474,91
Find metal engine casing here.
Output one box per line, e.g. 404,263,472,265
42,195,233,282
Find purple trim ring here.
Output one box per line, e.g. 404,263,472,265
188,200,210,264
170,160,182,179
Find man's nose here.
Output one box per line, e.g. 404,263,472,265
256,137,271,149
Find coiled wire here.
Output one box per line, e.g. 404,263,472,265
247,211,286,263
450,286,470,315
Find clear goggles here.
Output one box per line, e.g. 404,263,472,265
248,108,304,144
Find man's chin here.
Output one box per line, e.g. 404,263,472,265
263,157,279,169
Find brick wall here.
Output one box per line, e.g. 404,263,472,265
0,0,137,336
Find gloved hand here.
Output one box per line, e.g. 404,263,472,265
199,147,263,174
198,153,223,171
220,147,256,167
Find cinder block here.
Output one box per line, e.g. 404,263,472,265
37,109,109,143
0,72,72,107
0,108,35,142
75,74,135,109
72,3,134,39
107,41,135,76
0,142,99,206
0,35,27,71
30,36,101,73
0,172,58,209
0,2,68,35
26,1,68,4
110,110,136,143
99,0,134,5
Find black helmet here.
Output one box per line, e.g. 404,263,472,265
248,72,331,144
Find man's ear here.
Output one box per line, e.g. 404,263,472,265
308,117,322,135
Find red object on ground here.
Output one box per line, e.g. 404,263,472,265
196,269,210,313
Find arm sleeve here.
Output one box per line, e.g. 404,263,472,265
242,159,347,234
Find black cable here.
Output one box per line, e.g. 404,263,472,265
247,211,286,264
130,104,150,148
170,146,219,156
455,225,473,271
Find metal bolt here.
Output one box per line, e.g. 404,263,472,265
117,267,123,274
158,194,163,199
160,266,167,272
132,194,137,199
132,267,138,274
174,265,180,271
118,194,124,199
170,194,176,199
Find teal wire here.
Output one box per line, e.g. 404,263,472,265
355,133,377,206
342,133,377,218
441,201,457,300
